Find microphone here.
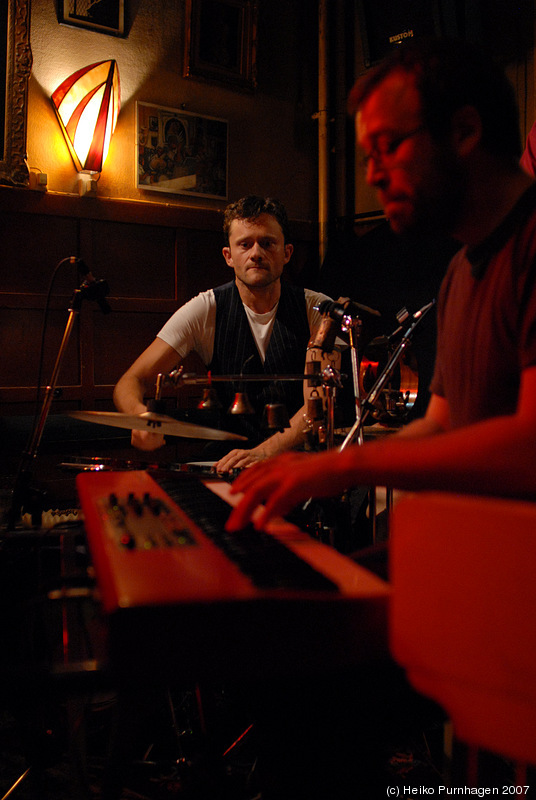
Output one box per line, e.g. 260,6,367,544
315,298,381,322
74,257,112,314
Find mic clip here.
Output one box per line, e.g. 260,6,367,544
69,257,112,314
315,298,381,324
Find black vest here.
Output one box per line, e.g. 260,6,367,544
209,281,310,441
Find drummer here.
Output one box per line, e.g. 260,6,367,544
113,195,334,473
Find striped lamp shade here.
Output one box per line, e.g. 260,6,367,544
51,60,120,173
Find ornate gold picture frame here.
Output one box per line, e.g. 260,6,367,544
0,0,32,187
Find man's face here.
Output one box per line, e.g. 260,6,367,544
223,213,293,290
356,70,463,236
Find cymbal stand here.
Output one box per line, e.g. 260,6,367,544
339,301,435,452
320,364,343,449
341,312,365,447
339,300,435,543
7,265,110,531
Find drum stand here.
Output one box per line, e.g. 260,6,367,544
340,300,435,451
6,261,110,531
339,301,435,542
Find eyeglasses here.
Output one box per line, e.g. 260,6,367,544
361,124,426,171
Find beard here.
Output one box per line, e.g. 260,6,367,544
237,268,282,291
386,153,466,239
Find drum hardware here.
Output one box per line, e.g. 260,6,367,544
315,297,381,326
307,313,341,353
151,344,346,447
7,257,111,531
340,300,435,452
358,305,417,424
59,455,158,472
340,308,366,448
304,354,337,448
262,403,291,432
155,367,322,388
315,297,382,445
59,456,242,481
319,364,343,449
302,360,344,451
359,345,419,422
301,299,433,549
297,300,369,546
154,366,322,426
309,299,368,451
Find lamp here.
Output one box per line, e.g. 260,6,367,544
51,60,120,194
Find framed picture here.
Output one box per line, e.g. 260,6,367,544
58,0,125,37
136,102,228,200
183,0,258,92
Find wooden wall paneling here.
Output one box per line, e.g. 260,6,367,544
176,227,229,304
190,228,230,296
284,235,320,286
78,300,96,410
0,210,80,295
92,308,174,391
176,227,189,306
74,216,180,412
78,217,178,301
0,302,81,398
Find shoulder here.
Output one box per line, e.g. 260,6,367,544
303,289,332,314
303,288,332,320
159,289,215,332
304,287,332,305
157,288,216,362
178,288,215,316
435,247,469,312
212,281,236,300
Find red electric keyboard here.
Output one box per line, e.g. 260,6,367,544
77,469,389,683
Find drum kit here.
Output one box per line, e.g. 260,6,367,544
66,299,434,456
7,294,434,533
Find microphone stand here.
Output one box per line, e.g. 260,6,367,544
340,300,435,452
337,300,434,544
7,262,111,531
341,312,365,446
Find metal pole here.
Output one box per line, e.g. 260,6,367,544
318,0,329,265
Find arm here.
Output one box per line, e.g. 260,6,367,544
226,367,536,530
214,404,307,473
113,337,182,451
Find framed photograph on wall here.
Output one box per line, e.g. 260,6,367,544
183,0,258,92
136,102,228,200
58,0,125,37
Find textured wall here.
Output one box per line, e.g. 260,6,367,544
27,0,319,221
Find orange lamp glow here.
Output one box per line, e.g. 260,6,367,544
51,60,120,174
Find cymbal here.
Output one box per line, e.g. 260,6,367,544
68,410,248,441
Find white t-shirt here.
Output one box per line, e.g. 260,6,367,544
157,286,333,365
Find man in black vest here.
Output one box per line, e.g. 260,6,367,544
113,196,332,472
